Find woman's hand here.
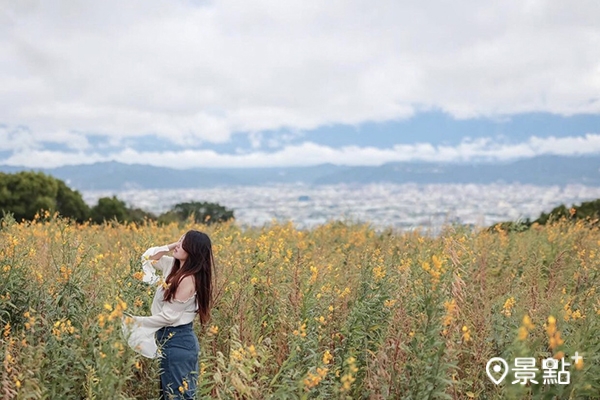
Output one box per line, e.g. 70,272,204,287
148,238,181,261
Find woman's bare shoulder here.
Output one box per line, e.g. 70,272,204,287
174,275,196,302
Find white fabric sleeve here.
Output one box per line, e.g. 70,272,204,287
140,245,173,283
130,298,194,329
121,315,160,359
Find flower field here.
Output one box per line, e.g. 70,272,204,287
1,213,599,399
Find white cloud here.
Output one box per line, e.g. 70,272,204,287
0,125,37,151
1,0,599,152
4,134,600,169
0,125,90,151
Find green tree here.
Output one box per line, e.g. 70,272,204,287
91,196,130,223
535,204,569,225
0,171,90,221
569,198,600,221
127,207,157,224
56,180,91,222
90,197,157,224
491,197,600,232
159,201,234,225
534,199,600,225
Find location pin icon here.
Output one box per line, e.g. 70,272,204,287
486,357,509,385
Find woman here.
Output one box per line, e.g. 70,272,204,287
123,230,214,400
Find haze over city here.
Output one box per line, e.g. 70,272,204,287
80,183,600,232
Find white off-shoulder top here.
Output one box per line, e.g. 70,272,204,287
122,245,198,358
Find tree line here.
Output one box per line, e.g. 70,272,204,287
491,198,600,232
0,171,234,225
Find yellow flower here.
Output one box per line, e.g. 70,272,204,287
462,325,471,342
248,345,257,358
132,271,144,280
341,373,356,391
432,255,443,270
373,265,386,281
323,350,333,364
518,326,528,341
522,315,534,330
571,309,584,320
208,325,219,335
546,315,564,350
230,348,244,362
501,297,516,317
303,368,328,388
309,265,319,285
293,322,307,337
443,299,456,326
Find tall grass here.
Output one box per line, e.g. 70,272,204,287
1,212,598,399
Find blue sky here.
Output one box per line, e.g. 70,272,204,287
82,110,600,158
1,1,599,168
216,112,600,152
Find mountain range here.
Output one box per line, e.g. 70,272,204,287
1,155,599,191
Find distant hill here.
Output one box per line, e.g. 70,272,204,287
1,155,599,191
313,156,600,185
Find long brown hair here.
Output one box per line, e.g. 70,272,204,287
163,230,214,325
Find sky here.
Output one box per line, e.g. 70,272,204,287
1,0,600,169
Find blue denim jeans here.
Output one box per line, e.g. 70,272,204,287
156,323,199,400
